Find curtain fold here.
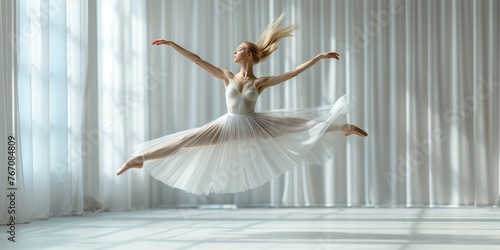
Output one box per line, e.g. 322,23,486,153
1,0,499,225
1,0,25,225
96,0,150,211
3,0,90,222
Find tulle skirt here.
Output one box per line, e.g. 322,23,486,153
132,95,349,195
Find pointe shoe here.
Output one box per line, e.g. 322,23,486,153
343,124,368,137
116,155,145,175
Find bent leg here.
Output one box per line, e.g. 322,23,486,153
262,115,367,136
142,116,365,161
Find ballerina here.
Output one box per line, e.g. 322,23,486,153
116,13,367,195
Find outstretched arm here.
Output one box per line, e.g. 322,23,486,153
255,52,340,94
152,39,231,81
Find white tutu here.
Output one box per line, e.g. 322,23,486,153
132,81,349,195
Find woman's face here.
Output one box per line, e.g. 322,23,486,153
233,44,250,63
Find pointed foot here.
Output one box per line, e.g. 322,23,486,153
343,124,368,137
116,155,145,175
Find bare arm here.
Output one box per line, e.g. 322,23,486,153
255,52,340,94
152,39,231,81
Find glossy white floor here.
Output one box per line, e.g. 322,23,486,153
2,208,500,250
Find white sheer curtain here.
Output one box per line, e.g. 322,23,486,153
1,0,26,225
1,0,499,225
1,0,90,223
94,0,150,211
144,0,499,207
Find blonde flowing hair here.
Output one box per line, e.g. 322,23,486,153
244,12,298,64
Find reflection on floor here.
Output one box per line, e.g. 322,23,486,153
3,208,500,250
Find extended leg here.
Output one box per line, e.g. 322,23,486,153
116,123,223,175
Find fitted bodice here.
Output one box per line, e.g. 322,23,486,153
225,80,259,115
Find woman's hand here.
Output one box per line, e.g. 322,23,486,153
319,52,340,60
151,39,173,46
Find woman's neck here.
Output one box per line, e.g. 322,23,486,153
239,62,255,78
